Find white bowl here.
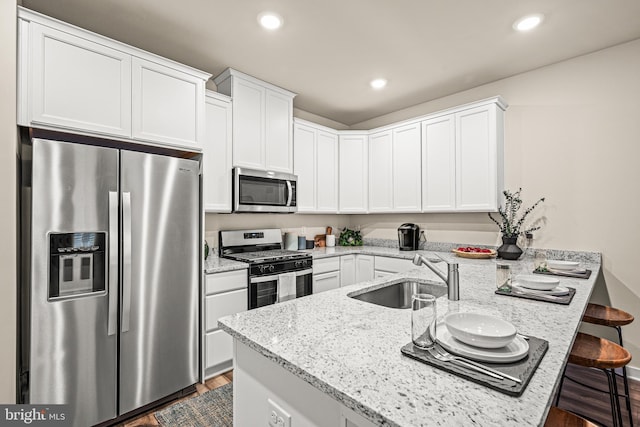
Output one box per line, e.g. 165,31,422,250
443,313,517,349
547,260,580,271
515,274,560,291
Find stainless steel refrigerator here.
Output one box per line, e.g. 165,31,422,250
19,131,200,427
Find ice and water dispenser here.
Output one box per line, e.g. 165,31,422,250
48,232,106,299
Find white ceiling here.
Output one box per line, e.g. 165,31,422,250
21,0,640,126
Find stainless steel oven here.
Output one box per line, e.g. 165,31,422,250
249,266,313,309
233,167,297,213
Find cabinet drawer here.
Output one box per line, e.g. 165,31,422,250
313,271,340,294
206,288,248,331
313,256,340,274
206,269,247,295
205,329,233,369
374,256,413,273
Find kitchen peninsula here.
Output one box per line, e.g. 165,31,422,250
219,248,600,426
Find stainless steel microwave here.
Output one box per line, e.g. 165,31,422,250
233,167,298,213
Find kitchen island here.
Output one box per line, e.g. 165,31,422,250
218,249,601,426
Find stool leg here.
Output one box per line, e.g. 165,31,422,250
604,369,620,427
612,369,625,427
555,364,568,406
615,326,634,427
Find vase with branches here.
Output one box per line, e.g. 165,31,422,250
489,188,545,259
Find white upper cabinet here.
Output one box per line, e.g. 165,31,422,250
339,133,368,213
293,119,338,213
422,115,456,211
392,123,422,212
368,130,393,212
421,99,505,212
203,91,233,212
455,103,502,211
18,8,210,150
131,58,205,148
22,20,132,137
214,68,296,173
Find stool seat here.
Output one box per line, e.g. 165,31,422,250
568,332,631,370
544,407,598,427
582,303,634,327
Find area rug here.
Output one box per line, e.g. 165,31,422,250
155,383,233,427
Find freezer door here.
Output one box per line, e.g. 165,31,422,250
27,139,118,426
119,150,200,414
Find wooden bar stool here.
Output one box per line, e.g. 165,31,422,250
544,407,598,427
582,303,635,427
556,332,632,427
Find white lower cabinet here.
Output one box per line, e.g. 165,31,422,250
203,269,248,379
355,255,374,283
313,257,341,293
340,255,356,287
374,256,414,278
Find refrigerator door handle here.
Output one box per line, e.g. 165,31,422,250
108,191,119,336
122,191,132,333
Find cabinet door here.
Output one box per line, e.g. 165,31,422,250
233,79,265,169
422,115,456,211
393,123,422,211
203,94,232,212
316,130,339,212
293,123,317,212
355,255,375,283
455,104,498,211
205,288,248,332
205,329,233,371
339,134,368,213
29,23,131,137
368,131,393,212
265,90,293,172
340,255,356,287
313,271,341,293
374,271,393,280
131,57,204,148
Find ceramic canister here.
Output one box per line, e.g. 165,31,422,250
284,232,297,250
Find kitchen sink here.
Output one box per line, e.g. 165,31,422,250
348,280,447,309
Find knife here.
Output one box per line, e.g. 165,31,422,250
433,343,523,384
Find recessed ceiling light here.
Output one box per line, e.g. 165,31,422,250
513,14,544,32
370,78,387,90
258,12,283,30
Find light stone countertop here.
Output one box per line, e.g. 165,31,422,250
204,256,248,274
219,249,601,426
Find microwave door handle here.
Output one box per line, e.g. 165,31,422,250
286,180,293,206
107,191,118,336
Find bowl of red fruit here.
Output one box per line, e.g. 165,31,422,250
452,246,497,259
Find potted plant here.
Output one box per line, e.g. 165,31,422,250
488,188,545,260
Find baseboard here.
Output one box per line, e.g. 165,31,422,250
626,365,640,381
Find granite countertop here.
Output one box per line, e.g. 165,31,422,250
219,250,601,426
204,256,248,274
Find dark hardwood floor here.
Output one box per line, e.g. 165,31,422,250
119,365,638,426
556,364,639,426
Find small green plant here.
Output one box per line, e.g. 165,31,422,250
338,228,363,246
488,188,545,238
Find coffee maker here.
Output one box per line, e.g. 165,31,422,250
398,223,420,251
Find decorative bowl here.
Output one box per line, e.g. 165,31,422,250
443,312,517,349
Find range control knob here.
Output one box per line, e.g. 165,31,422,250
269,265,275,272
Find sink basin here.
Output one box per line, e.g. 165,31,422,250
349,280,447,309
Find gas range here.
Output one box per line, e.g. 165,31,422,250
219,229,314,309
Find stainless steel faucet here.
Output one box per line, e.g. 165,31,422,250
412,253,460,301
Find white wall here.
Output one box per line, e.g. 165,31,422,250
351,39,640,367
0,0,17,404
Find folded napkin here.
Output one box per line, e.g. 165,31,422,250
278,272,297,302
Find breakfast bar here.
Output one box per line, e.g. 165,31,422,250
219,249,601,426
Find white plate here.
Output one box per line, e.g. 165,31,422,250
436,325,529,363
547,260,580,271
443,312,516,349
512,282,570,296
515,274,560,291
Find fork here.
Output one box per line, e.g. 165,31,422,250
427,344,522,384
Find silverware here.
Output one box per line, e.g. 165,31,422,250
428,344,522,384
510,289,563,302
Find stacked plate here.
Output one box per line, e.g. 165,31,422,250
513,274,570,296
547,260,584,273
438,313,529,363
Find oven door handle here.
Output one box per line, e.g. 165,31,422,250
294,268,313,277
251,274,279,284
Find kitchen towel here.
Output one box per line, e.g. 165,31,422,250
278,272,297,302
284,233,297,250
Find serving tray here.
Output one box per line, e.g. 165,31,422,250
451,249,497,259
